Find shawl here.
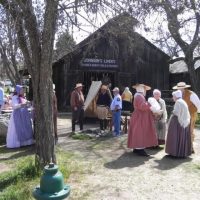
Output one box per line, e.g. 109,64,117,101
173,98,190,128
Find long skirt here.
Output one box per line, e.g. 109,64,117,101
155,120,166,145
96,106,108,119
165,115,191,158
6,107,34,148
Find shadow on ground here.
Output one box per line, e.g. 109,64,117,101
0,145,34,161
104,152,153,169
153,155,193,170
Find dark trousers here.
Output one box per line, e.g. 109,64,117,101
100,119,108,130
53,114,57,139
72,107,84,132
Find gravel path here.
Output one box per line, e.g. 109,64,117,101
0,114,200,200
57,115,200,200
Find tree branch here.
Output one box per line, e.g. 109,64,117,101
162,0,189,51
0,0,33,75
189,0,200,50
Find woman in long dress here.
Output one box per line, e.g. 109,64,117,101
127,84,158,156
6,85,34,148
165,90,191,158
150,89,167,145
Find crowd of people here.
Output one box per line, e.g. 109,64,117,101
70,81,200,158
1,79,200,159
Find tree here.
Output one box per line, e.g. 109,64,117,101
54,31,76,61
0,0,59,168
124,0,200,95
0,8,22,85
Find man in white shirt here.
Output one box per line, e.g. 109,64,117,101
173,82,200,153
110,87,122,136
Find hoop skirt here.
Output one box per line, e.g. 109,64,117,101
6,107,34,148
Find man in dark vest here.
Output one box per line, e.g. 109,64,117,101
70,83,84,132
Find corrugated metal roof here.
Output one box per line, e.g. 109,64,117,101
169,59,200,73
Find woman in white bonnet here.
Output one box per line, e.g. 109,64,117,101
165,90,191,158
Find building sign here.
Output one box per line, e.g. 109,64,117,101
80,58,118,68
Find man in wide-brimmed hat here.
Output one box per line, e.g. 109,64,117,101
127,83,158,156
173,82,200,153
96,85,111,134
70,83,85,132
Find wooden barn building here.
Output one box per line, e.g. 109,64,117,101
53,13,170,111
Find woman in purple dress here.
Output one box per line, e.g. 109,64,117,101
6,85,34,148
165,90,191,158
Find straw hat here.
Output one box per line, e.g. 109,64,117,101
75,83,84,89
132,83,151,91
172,82,191,90
101,85,108,90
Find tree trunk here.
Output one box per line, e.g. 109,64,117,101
33,74,56,169
32,0,58,168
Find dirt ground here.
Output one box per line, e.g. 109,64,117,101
57,115,200,200
1,114,200,200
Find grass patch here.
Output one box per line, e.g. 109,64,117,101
0,156,39,200
0,148,79,200
196,113,200,125
71,132,92,140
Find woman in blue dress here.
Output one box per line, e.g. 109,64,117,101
6,85,34,148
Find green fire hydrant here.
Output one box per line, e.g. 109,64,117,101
33,163,70,200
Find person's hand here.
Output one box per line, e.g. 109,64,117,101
21,103,27,108
153,113,162,120
74,106,77,111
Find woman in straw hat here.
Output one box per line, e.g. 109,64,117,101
127,84,158,156
173,82,200,153
165,90,191,158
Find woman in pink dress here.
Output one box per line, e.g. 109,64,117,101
127,84,158,156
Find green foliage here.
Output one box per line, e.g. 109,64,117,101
54,31,76,61
196,113,200,125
